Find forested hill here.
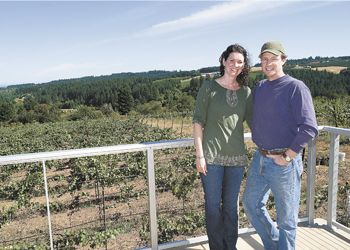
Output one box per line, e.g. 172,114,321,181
254,56,350,68
0,70,200,116
6,70,198,90
286,56,350,68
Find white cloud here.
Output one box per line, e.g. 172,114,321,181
51,1,293,53
148,1,291,34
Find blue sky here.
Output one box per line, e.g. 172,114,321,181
0,1,349,86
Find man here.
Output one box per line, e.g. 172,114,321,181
243,41,318,250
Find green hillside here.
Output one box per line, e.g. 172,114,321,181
0,56,349,125
253,56,350,68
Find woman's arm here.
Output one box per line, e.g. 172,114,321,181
193,122,207,175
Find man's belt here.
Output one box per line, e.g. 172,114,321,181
259,148,287,156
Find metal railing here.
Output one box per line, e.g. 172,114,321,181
0,126,349,249
322,126,350,234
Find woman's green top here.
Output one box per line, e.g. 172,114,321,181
193,80,252,166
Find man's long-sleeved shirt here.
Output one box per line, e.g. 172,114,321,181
252,74,318,153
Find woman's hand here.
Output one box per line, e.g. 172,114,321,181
196,157,207,175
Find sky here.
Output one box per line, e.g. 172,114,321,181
0,0,349,86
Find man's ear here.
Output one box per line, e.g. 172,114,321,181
281,58,287,66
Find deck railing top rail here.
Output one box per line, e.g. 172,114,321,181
0,138,194,166
320,125,350,136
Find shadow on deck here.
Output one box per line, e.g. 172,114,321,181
170,219,350,250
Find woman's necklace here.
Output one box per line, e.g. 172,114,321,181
226,89,238,107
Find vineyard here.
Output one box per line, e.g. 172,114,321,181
0,117,350,249
0,118,207,249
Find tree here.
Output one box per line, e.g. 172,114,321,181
118,85,134,115
188,77,202,98
23,94,38,111
0,100,16,122
17,110,35,124
69,105,103,121
34,104,61,123
175,94,195,112
135,101,163,115
100,103,114,116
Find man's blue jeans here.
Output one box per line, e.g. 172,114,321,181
200,164,244,250
243,151,303,250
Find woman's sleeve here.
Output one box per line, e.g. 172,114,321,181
193,81,210,127
244,87,253,130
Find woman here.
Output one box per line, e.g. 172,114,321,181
193,44,252,250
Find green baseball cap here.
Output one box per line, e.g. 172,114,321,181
260,41,286,57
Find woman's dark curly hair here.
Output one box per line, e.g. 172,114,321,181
219,44,250,86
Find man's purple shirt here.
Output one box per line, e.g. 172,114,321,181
252,74,318,153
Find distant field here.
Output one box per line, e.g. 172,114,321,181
312,66,347,74
251,66,261,72
180,78,192,88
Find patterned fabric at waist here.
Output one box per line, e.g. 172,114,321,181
205,153,248,167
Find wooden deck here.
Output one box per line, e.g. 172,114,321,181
171,219,350,250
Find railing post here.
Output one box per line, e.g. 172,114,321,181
306,138,317,225
327,132,339,227
42,160,54,250
146,147,158,250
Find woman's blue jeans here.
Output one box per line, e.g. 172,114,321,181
243,151,303,250
200,164,244,250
